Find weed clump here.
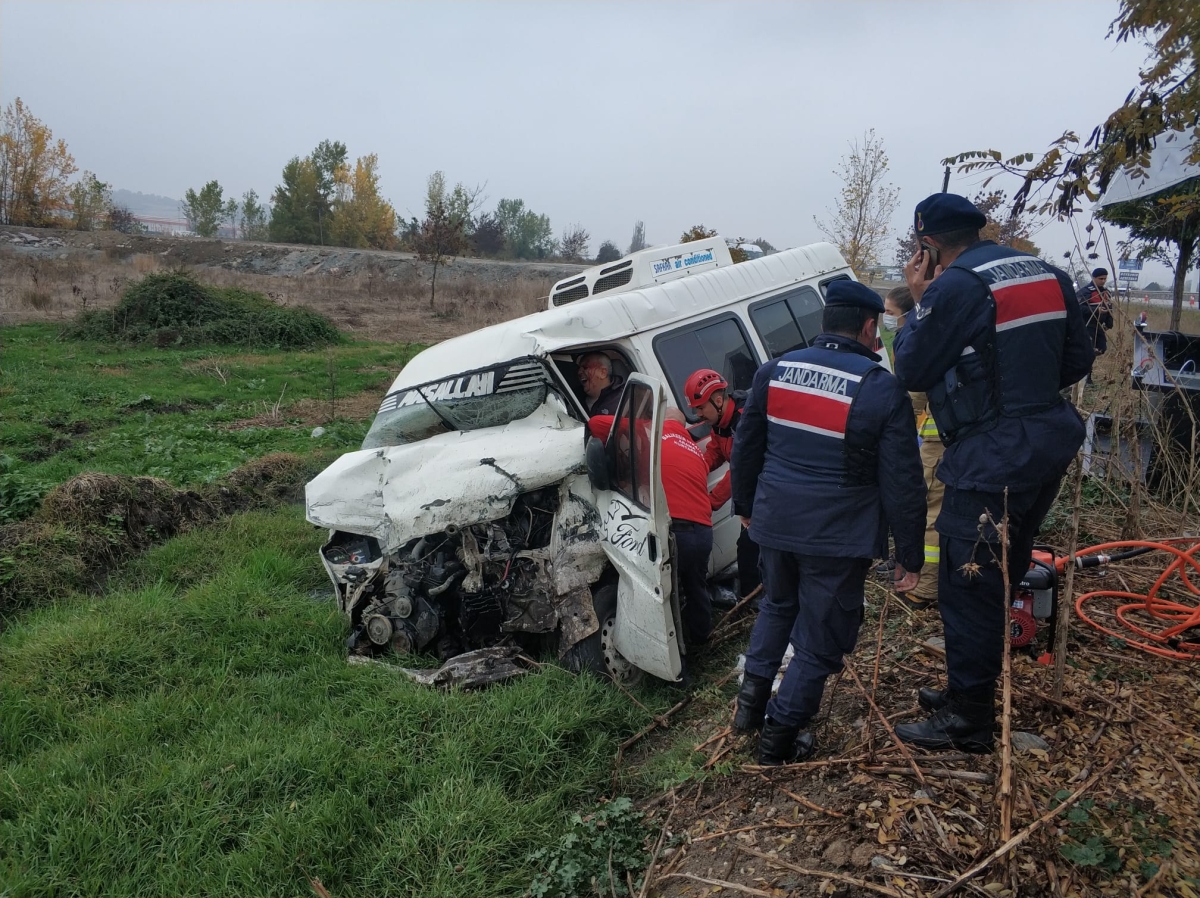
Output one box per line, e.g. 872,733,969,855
66,270,341,350
0,453,321,621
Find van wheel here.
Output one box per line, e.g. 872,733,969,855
564,583,642,686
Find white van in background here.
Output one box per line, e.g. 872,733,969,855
305,239,872,685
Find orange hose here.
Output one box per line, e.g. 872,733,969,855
1072,539,1200,661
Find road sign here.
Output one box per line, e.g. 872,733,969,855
1119,270,1140,283
1118,258,1143,271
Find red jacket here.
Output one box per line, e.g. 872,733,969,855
702,395,746,510
588,415,712,526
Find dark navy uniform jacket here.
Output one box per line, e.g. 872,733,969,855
730,335,926,573
893,241,1093,493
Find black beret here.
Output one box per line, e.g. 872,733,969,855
825,279,884,313
914,193,987,236
1092,267,1108,277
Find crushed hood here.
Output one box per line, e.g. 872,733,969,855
305,403,586,552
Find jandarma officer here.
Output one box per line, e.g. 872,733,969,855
730,279,926,765
892,193,1093,753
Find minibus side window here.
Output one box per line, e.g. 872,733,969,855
653,314,760,417
748,286,826,359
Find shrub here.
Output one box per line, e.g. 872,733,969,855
65,270,341,350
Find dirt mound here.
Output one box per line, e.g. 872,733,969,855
40,472,215,543
0,453,321,622
209,452,313,512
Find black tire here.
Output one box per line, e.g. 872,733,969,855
563,583,643,685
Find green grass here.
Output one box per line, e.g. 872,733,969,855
0,508,664,897
0,323,419,518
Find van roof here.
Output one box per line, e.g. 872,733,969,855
393,241,850,389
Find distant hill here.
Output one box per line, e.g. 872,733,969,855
112,189,182,220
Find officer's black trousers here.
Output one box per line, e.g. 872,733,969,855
744,548,868,728
672,523,713,645
737,527,762,598
935,478,1062,696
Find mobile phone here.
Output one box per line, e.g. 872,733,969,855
920,242,940,280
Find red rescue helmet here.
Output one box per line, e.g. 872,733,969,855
684,369,728,408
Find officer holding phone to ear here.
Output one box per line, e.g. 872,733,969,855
890,193,1094,753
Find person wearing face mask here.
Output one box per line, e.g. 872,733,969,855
882,285,942,611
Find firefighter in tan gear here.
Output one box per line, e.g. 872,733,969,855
883,286,942,610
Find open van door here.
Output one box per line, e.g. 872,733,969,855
588,374,683,682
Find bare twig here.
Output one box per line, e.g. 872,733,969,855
710,583,764,637
1136,859,1171,897
929,755,1121,898
692,820,836,842
1053,455,1085,700
694,727,731,753
860,766,994,784
637,794,675,898
844,658,928,787
999,489,1015,844
760,775,845,818
662,872,774,896
868,589,891,759
740,754,868,773
739,847,905,898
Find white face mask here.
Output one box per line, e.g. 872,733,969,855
881,313,901,332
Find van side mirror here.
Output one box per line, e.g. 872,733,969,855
585,436,610,492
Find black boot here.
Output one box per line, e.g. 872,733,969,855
733,673,773,732
895,691,995,754
757,717,816,766
917,686,949,712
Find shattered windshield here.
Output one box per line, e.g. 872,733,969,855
362,358,554,448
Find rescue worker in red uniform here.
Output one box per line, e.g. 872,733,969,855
892,193,1094,753
683,368,761,598
588,408,714,645
730,280,926,764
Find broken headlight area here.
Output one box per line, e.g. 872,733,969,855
323,487,569,662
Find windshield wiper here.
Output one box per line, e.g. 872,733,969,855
415,385,458,432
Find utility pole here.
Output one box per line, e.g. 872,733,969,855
941,165,951,193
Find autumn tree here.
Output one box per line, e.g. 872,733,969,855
329,154,398,249
0,97,77,226
414,171,472,309
894,189,1040,266
628,220,647,254
106,205,145,235
945,0,1198,327
269,158,321,243
595,240,622,263
816,129,900,277
268,140,348,245
181,180,226,237
224,198,240,238
680,224,718,242
241,190,269,241
495,198,556,259
69,172,112,231
560,223,590,261
470,212,506,256
310,139,348,245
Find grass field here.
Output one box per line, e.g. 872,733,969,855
0,324,420,521
0,509,660,897
0,323,677,897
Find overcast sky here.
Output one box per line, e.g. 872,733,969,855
0,0,1178,284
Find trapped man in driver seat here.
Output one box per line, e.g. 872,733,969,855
578,352,625,416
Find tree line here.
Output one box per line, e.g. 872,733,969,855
0,98,779,270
